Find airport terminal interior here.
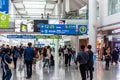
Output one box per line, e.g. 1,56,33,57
0,0,120,80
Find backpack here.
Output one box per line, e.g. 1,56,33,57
14,50,19,58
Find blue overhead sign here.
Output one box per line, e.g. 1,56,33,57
7,35,35,39
78,25,88,35
40,24,76,35
7,35,21,38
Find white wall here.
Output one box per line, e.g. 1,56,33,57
98,0,120,27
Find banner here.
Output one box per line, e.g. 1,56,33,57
0,0,9,28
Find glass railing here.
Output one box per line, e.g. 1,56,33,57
9,14,88,20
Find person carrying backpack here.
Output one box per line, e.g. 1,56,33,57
12,46,20,69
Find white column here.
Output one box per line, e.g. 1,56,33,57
54,0,61,78
65,0,70,13
75,35,79,57
88,0,97,53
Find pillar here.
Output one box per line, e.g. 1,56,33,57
54,0,62,78
75,35,79,57
88,0,97,53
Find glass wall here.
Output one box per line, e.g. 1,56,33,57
108,0,120,15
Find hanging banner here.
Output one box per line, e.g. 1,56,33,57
0,0,9,28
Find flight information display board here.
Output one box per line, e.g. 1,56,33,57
40,24,76,35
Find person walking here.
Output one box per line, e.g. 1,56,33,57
1,48,13,80
12,46,20,69
64,45,68,67
104,47,111,70
43,46,51,68
111,48,119,65
77,45,88,80
87,45,94,80
68,45,72,66
24,42,34,79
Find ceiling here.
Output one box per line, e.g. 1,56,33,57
11,0,57,18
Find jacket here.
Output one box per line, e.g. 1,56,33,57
77,50,88,64
87,50,94,67
1,53,12,71
24,47,34,62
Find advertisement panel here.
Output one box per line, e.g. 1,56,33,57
15,20,34,32
34,20,48,32
0,0,9,28
49,20,66,24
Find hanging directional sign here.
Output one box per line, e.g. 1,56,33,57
7,35,35,39
78,25,88,35
40,24,76,35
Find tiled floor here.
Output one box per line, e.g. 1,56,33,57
0,58,120,80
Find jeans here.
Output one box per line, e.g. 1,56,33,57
13,58,18,69
72,53,76,60
80,64,86,80
25,61,32,78
88,66,93,80
65,54,68,66
68,54,71,66
43,59,50,68
3,69,12,80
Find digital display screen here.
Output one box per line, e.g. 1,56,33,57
15,20,34,32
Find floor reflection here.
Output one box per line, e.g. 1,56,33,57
0,58,120,80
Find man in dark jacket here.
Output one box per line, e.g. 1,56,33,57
77,45,88,80
87,45,94,80
24,42,34,79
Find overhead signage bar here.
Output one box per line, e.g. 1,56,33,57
40,24,76,35
7,35,62,39
7,35,35,39
35,35,62,39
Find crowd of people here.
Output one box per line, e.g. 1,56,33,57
0,42,106,80
0,43,54,80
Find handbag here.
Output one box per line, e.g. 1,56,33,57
36,53,39,58
4,55,14,69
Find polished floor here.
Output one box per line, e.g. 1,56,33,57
0,58,120,80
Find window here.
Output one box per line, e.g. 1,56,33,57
108,0,120,15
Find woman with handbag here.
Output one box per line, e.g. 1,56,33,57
1,48,13,80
